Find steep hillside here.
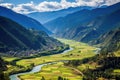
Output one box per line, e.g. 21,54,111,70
44,2,120,39
56,9,120,43
80,9,120,43
88,28,120,79
0,16,65,57
0,6,51,34
28,6,93,24
95,28,120,53
62,28,120,80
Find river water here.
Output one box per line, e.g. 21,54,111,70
9,47,73,80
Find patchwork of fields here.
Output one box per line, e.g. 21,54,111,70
3,39,97,80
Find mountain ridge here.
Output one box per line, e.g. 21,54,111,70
44,2,120,42
0,16,64,57
27,6,93,24
0,6,52,34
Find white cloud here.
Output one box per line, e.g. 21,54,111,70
36,1,62,12
104,0,120,5
0,3,14,9
0,0,120,14
12,1,37,14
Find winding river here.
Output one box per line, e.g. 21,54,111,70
9,47,73,80
9,47,100,80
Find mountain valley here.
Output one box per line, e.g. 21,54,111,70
0,1,120,80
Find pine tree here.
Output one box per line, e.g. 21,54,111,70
41,76,45,80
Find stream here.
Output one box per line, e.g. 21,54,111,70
9,47,73,80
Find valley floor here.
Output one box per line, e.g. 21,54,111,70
3,38,97,80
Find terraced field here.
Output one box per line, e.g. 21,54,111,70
20,62,83,80
3,38,97,80
16,39,96,67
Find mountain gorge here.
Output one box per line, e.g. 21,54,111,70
44,2,120,42
0,16,65,57
0,1,120,80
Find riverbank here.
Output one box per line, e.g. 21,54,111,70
16,39,97,80
9,63,47,80
9,48,73,80
3,44,69,79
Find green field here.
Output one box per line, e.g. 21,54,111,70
3,57,19,62
16,39,96,67
3,38,97,80
20,62,83,80
114,50,120,57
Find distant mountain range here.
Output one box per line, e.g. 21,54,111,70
44,2,120,43
0,2,120,57
27,6,93,24
0,6,51,34
0,16,64,57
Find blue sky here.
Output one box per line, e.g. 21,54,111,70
0,0,120,14
2,0,56,4
2,0,75,4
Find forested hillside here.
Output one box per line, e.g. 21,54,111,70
0,16,67,57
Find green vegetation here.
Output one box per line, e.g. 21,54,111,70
5,38,120,80
0,16,65,57
16,39,96,67
13,38,96,80
3,44,68,76
20,62,82,80
0,57,9,80
64,50,120,80
115,50,120,57
3,57,19,62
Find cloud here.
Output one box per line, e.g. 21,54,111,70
12,1,37,14
36,1,62,12
0,0,120,14
0,3,14,8
104,0,120,5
